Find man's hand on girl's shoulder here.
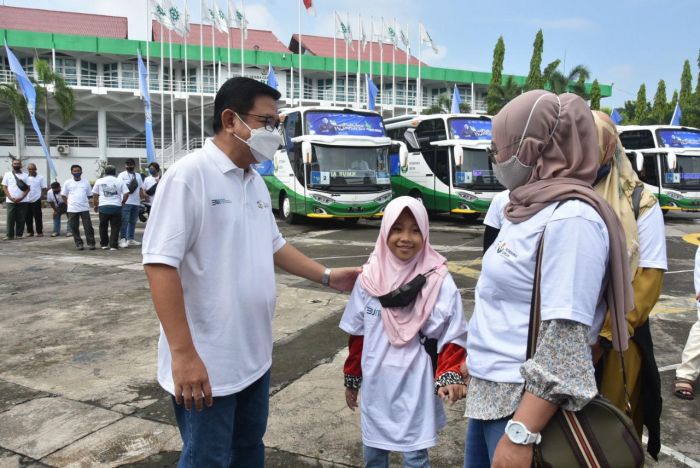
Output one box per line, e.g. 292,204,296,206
329,267,362,292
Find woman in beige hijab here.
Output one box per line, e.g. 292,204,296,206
464,90,634,468
591,110,666,459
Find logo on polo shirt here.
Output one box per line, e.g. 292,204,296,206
211,198,232,206
257,200,270,209
365,306,380,317
496,241,518,260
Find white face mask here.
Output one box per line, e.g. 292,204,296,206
493,93,561,190
234,114,283,163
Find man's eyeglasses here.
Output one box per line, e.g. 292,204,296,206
237,112,281,132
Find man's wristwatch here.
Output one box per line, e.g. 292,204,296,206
321,268,332,287
505,420,542,445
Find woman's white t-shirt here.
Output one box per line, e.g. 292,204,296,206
483,190,510,229
340,274,468,452
468,200,609,384
636,203,667,271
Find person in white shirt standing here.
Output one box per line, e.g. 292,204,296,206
92,165,129,250
46,181,69,237
118,158,144,248
142,161,161,206
24,163,48,237
2,158,30,240
61,164,95,250
142,77,361,467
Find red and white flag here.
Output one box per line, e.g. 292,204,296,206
303,0,315,16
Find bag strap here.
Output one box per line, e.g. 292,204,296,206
631,185,643,220
525,203,633,414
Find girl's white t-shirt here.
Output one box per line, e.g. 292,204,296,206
340,274,468,452
468,200,610,384
483,189,510,229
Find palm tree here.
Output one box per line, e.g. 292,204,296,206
543,61,590,97
0,82,29,149
484,76,522,114
422,94,471,115
35,59,75,157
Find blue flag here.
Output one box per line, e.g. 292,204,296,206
451,84,462,114
4,41,58,178
610,108,623,125
137,49,156,164
267,63,278,90
366,75,379,111
670,102,682,126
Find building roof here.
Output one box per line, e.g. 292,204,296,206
290,34,423,66
152,22,289,54
0,5,128,39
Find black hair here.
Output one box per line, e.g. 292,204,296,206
50,181,60,189
212,77,281,134
148,162,160,171
125,158,135,165
70,164,82,172
105,165,117,176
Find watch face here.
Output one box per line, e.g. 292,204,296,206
507,422,528,444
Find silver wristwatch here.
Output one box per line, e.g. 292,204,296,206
505,420,542,445
321,268,332,287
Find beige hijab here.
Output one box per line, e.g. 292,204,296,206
591,111,657,273
493,90,633,351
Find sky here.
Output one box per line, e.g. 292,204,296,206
5,0,699,109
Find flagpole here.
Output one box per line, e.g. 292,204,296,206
345,12,349,107
333,11,337,106
169,29,175,165
379,17,384,113
297,0,302,105
211,6,216,88
146,1,151,147
226,13,231,78
240,0,245,77
418,24,422,112
356,13,361,108
160,22,164,163
405,23,409,113
184,20,190,153
392,18,396,117
200,1,205,147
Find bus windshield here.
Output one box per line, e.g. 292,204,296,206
309,145,390,191
305,111,385,137
662,154,700,189
452,148,504,190
657,129,700,149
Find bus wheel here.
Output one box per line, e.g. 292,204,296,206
461,213,481,222
280,193,301,225
341,217,359,226
410,190,424,204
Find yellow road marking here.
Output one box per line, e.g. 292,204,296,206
448,258,482,280
682,233,700,246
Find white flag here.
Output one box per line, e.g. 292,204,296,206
386,23,398,48
228,0,248,39
215,1,229,34
399,26,409,49
336,13,354,50
151,0,175,30
419,22,438,54
167,1,190,37
360,21,367,52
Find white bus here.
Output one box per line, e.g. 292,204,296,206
385,114,502,220
256,107,394,224
618,125,700,213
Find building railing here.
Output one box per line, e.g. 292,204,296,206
106,136,164,149
0,133,16,146
25,134,98,147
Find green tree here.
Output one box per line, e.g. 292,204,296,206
484,76,522,115
542,62,590,96
589,80,601,110
422,94,471,115
696,50,700,94
620,100,636,123
486,36,506,115
633,84,649,124
680,59,693,112
651,79,668,124
525,30,544,90
0,82,28,124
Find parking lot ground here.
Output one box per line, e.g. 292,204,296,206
0,208,698,467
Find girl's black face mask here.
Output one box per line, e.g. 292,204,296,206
377,268,436,308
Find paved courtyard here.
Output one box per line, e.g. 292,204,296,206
0,208,698,467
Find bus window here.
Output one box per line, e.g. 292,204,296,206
423,147,450,186
619,130,655,150
283,112,300,153
415,119,447,149
639,154,659,186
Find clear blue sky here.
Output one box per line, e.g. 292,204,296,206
7,0,699,108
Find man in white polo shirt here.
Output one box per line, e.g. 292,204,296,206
2,158,30,240
25,163,48,237
143,77,361,467
118,158,144,248
61,164,95,250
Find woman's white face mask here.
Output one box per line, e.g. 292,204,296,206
492,94,561,190
234,114,284,163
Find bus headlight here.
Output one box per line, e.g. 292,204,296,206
456,191,477,202
311,194,334,205
375,192,393,204
665,190,682,200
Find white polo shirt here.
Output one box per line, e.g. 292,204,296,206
25,174,47,203
483,189,510,229
92,175,128,207
637,203,667,271
118,170,143,206
143,175,159,204
142,138,286,397
61,178,92,213
1,171,30,203
468,200,609,384
340,275,468,452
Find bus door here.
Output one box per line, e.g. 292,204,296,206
422,145,451,210
283,112,303,212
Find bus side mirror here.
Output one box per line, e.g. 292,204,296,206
403,128,420,150
666,152,677,170
453,145,464,166
302,141,312,164
635,152,644,172
399,142,409,169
